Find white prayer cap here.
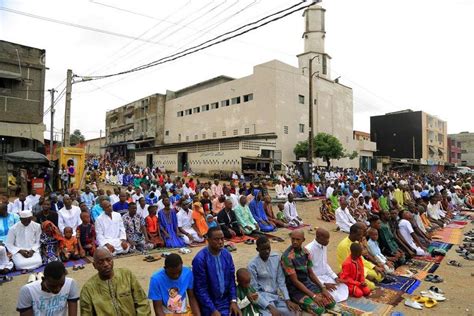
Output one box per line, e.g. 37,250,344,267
353,190,360,194
19,210,33,218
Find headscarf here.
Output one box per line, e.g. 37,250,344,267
41,220,63,241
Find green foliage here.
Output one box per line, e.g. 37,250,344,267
70,129,85,146
345,150,359,160
293,133,346,167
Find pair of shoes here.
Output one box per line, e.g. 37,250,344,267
428,285,444,294
179,248,191,254
161,252,171,258
244,239,255,245
425,274,443,283
447,260,462,267
27,273,37,284
420,290,446,301
143,255,159,262
0,275,13,283
404,299,423,310
412,296,438,308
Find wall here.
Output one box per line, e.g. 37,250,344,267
449,132,474,167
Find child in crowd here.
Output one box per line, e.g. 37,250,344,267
236,268,260,316
320,199,335,222
367,228,395,274
76,212,96,257
339,243,371,298
60,227,80,262
145,205,164,248
206,214,217,229
276,203,289,225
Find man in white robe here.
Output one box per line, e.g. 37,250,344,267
11,193,33,215
95,201,130,256
6,210,42,271
25,189,41,208
283,194,303,227
58,196,82,235
176,200,204,244
274,181,286,199
335,199,357,233
306,228,348,303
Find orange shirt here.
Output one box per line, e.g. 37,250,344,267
146,215,159,234
61,236,78,252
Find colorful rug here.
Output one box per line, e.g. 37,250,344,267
446,223,467,229
6,258,92,278
340,297,393,316
379,275,421,294
431,227,463,244
394,259,435,280
227,235,256,243
413,254,445,263
427,241,454,252
368,287,404,307
428,263,440,274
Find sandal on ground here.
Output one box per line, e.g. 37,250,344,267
72,265,80,271
161,252,171,258
404,299,423,310
78,264,85,270
420,290,446,301
463,253,474,260
425,274,443,283
143,256,159,262
27,273,37,284
0,276,13,283
448,260,462,267
428,286,444,294
424,298,438,308
413,296,429,303
244,239,254,245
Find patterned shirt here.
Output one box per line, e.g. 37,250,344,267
122,213,145,241
281,246,313,280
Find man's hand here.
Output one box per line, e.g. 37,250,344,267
334,277,342,284
321,289,334,302
18,249,29,258
211,311,221,316
311,294,324,307
325,283,337,292
374,266,385,274
268,305,281,316
360,282,367,287
285,300,301,312
120,240,129,250
230,301,242,316
247,292,259,303
105,243,115,253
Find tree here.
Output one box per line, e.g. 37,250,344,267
70,129,85,146
293,133,346,168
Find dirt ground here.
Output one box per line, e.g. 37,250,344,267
1,199,473,316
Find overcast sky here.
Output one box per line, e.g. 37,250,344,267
2,0,473,140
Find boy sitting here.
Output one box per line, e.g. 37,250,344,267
339,243,371,298
367,228,394,274
145,205,164,248
76,212,96,257
236,268,260,316
60,227,80,262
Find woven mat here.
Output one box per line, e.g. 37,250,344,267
431,227,464,244
6,257,92,278
394,259,434,281
340,297,393,316
368,287,404,307
379,275,421,294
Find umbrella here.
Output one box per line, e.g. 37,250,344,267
4,151,49,164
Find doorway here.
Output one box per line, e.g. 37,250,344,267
177,152,188,172
146,154,153,169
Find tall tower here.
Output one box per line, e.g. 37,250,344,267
297,4,331,80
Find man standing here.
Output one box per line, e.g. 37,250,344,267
148,253,201,316
0,204,17,274
80,186,95,210
58,196,82,236
95,201,130,256
281,230,336,315
80,248,150,315
335,199,357,233
248,236,301,315
192,227,241,316
17,261,79,316
306,228,349,303
6,210,42,271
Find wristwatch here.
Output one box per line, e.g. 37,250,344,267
231,299,237,303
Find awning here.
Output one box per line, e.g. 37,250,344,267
428,146,436,154
0,122,45,143
4,151,49,164
438,148,444,155
0,70,22,80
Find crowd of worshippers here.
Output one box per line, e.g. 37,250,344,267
13,227,384,316
0,175,310,275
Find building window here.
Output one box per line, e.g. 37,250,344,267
201,104,209,112
284,126,288,134
193,107,200,114
177,111,184,117
211,102,219,109
298,95,305,104
244,128,250,134
202,133,206,139
231,97,241,105
186,136,189,141
243,94,253,102
21,139,28,148
185,109,192,115
178,134,182,141
322,55,327,75
299,124,305,133
213,132,217,138
222,131,226,136
221,99,230,107
233,129,238,136
194,135,198,140
165,130,169,136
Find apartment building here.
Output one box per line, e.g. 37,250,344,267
448,132,474,167
370,110,448,164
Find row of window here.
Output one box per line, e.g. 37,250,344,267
177,94,254,117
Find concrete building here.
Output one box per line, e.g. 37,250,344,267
448,132,474,167
353,131,376,170
447,137,462,165
370,110,448,164
81,137,106,156
106,4,376,173
0,40,46,155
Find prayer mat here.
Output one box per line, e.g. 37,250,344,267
427,241,453,252
446,223,467,229
285,224,311,231
431,228,463,244
227,235,256,243
340,297,393,316
5,258,92,278
379,275,421,294
413,254,445,264
427,263,440,274
368,287,404,307
394,260,433,280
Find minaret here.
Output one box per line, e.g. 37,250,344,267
297,4,331,80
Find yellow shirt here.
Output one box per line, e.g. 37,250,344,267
8,175,16,186
394,189,404,206
336,236,375,273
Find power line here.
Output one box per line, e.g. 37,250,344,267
0,6,173,45
76,0,312,81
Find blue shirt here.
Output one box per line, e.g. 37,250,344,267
81,192,95,209
112,201,129,215
91,205,104,222
148,267,194,314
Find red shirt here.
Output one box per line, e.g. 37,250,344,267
339,255,365,287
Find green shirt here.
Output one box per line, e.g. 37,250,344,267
379,222,399,255
237,286,260,316
379,196,389,211
80,268,151,316
329,195,340,210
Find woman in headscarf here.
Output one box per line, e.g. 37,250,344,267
40,220,63,264
192,201,209,237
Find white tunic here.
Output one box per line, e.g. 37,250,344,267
10,199,33,215
176,209,204,243
6,221,42,270
137,204,149,219
95,212,129,255
58,206,82,236
335,207,357,233
306,240,348,303
26,194,41,207
283,201,299,221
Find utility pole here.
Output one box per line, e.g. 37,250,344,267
99,129,102,157
63,69,73,147
308,55,318,168
48,88,56,160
